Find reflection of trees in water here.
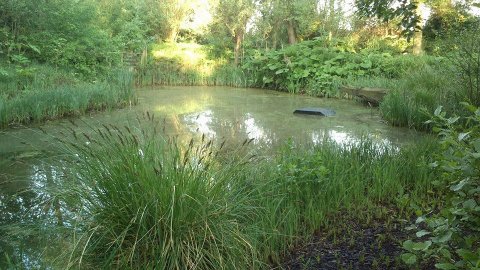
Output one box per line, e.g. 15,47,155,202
0,160,67,268
183,110,278,148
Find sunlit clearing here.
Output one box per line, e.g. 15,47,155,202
151,42,215,75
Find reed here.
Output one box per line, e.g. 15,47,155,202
377,64,463,130
135,62,249,88
0,69,135,127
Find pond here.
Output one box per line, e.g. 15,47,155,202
0,86,419,267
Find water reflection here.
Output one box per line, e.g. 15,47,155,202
243,113,273,145
184,110,217,137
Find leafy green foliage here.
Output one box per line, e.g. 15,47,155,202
242,37,429,96
444,22,480,106
355,0,421,39
0,0,119,77
402,104,480,269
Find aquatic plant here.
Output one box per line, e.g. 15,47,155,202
134,43,249,88
379,64,454,130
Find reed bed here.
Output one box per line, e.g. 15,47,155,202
135,62,249,88
0,69,135,127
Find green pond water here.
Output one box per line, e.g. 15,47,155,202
0,86,419,267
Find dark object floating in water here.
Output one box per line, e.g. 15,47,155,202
294,107,336,116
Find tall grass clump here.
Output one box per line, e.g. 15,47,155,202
56,118,262,269
7,117,440,268
380,64,454,130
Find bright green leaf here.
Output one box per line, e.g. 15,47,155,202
458,132,470,141
434,106,443,116
433,231,452,243
451,179,468,192
403,240,415,251
413,240,432,251
401,253,417,265
416,230,430,237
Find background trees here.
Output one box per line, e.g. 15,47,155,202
210,0,255,65
1,0,479,71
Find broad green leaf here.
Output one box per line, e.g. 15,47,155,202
463,199,477,210
403,240,414,251
435,263,457,270
416,216,426,224
416,230,430,237
451,179,468,192
447,117,460,124
458,132,470,141
412,240,432,251
440,248,452,260
457,248,479,262
460,102,477,113
433,231,452,243
401,253,417,265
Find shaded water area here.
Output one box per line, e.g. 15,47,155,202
0,86,419,267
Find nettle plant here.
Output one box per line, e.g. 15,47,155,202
402,104,480,269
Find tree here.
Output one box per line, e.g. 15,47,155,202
212,0,255,65
355,0,422,53
143,0,193,42
256,0,319,47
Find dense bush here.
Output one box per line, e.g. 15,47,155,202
0,0,120,78
241,37,440,97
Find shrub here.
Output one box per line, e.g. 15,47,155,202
401,104,480,269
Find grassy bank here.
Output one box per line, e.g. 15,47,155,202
0,66,136,127
2,117,439,268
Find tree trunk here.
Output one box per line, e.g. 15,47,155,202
234,29,244,66
412,3,423,55
287,19,297,45
412,29,423,55
166,26,179,42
